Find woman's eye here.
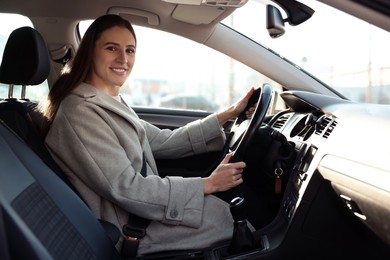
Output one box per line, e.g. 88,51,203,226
106,46,117,51
126,48,135,54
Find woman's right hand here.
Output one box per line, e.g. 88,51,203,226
203,153,245,194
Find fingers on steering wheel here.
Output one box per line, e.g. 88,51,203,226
229,84,273,163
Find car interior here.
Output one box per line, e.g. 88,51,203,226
1,0,390,259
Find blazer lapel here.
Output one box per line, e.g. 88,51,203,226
72,83,157,175
73,83,142,130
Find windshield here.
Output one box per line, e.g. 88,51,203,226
222,0,390,104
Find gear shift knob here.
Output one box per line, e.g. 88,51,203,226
230,197,245,221
228,197,254,255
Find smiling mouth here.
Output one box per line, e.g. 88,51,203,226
111,67,127,73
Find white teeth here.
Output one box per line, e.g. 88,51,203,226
112,68,126,72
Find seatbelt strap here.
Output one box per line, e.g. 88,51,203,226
140,152,147,177
121,153,151,258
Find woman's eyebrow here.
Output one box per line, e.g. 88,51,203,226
104,42,135,48
104,42,119,46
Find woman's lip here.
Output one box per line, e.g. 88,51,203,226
111,67,127,73
111,67,127,71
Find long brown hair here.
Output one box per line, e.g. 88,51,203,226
39,14,136,134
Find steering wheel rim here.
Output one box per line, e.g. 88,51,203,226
229,83,273,163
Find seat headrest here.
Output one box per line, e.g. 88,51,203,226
0,26,50,85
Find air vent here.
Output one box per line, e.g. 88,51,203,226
272,113,291,130
323,120,337,138
315,115,337,139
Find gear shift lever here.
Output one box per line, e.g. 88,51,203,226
228,197,255,255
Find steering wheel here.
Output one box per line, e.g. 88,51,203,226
228,83,273,163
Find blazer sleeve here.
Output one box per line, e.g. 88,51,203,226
143,113,226,159
45,100,205,228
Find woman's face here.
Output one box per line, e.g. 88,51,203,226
88,26,136,96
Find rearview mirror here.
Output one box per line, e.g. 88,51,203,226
266,5,285,38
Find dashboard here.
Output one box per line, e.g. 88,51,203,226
247,90,390,258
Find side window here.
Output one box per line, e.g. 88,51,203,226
0,13,49,101
79,21,281,112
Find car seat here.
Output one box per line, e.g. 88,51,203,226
0,26,71,186
0,27,123,259
0,120,122,260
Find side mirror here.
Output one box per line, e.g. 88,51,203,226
266,5,285,38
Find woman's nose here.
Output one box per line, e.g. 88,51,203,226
116,50,127,63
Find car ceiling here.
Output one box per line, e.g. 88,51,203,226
0,0,234,31
2,0,390,33
0,0,239,57
1,0,389,64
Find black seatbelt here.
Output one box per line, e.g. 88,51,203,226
140,152,147,177
121,153,151,258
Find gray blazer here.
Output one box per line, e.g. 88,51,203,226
45,83,234,255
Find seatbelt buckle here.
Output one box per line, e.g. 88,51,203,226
123,224,146,239
121,236,139,258
121,224,146,258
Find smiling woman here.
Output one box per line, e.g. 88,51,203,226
2,0,390,259
86,26,136,96
40,13,268,257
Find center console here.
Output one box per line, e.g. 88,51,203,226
210,141,319,259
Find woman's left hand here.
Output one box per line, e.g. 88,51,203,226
232,86,256,118
217,87,257,126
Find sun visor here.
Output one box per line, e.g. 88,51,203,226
108,7,160,26
171,5,225,25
